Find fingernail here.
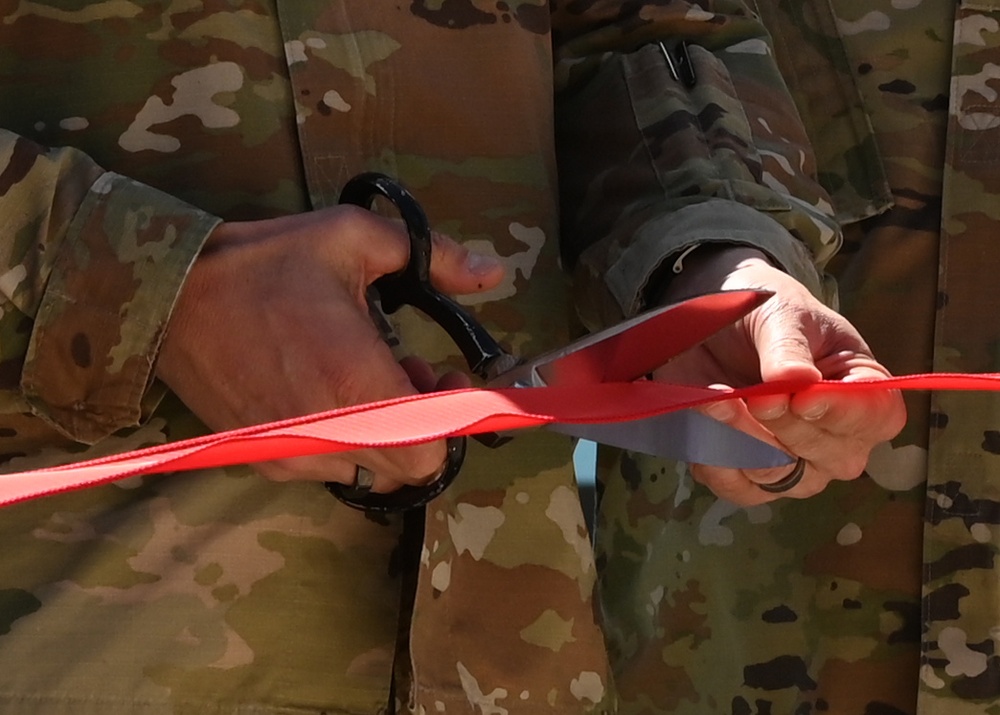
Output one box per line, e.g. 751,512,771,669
756,403,787,421
704,400,736,422
801,402,829,421
466,252,502,276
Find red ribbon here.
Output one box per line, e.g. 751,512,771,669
2,372,999,507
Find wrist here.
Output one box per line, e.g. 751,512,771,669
653,244,775,305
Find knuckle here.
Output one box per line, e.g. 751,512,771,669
328,204,375,240
394,443,448,485
829,452,868,482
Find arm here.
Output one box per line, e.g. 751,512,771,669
0,130,217,443
155,207,504,489
0,130,505,490
553,0,838,326
552,2,904,503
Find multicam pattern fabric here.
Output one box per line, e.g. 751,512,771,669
598,0,1000,713
0,0,868,714
553,0,838,324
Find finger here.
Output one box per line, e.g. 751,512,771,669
694,396,822,502
693,454,833,505
327,354,455,487
700,387,871,493
745,392,792,423
357,441,449,488
316,331,449,483
744,308,823,420
700,393,783,448
399,357,475,393
698,391,807,479
356,444,450,493
436,370,473,391
752,305,824,384
814,350,888,380
746,404,872,485
690,465,780,506
255,453,362,484
336,210,503,295
744,350,890,422
399,355,438,392
779,354,905,443
427,232,505,295
787,387,905,444
258,442,449,490
321,206,412,280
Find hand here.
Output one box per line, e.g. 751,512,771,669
156,205,504,491
653,245,906,505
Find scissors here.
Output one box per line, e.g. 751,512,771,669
326,172,791,512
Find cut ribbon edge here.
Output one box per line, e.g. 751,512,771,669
1,372,997,508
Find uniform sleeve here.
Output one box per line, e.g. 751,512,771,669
0,130,220,444
552,0,841,329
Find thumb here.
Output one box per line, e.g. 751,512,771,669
743,310,823,422
753,309,823,384
428,233,505,295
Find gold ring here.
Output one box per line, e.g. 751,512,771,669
757,456,807,494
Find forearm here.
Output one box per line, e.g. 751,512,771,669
0,130,220,443
552,1,840,328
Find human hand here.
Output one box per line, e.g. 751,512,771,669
155,205,504,491
653,245,906,505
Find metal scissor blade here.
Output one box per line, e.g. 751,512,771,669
490,289,772,388
551,410,795,469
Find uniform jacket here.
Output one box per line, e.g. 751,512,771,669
598,1,1000,713
0,0,837,713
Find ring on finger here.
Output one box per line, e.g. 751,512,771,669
336,464,376,499
339,458,446,501
757,456,807,494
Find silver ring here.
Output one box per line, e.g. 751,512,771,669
340,460,443,501
354,465,375,494
757,456,807,494
333,465,376,500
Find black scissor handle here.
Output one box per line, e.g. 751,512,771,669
326,172,502,512
325,436,466,513
339,172,507,378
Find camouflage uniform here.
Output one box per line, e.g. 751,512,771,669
0,1,841,713
598,0,1000,713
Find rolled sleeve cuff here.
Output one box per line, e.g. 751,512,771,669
21,172,221,444
600,199,825,320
